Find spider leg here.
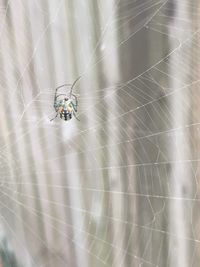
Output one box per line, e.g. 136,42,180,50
73,111,80,121
69,76,81,97
50,112,59,122
54,84,72,102
71,101,77,112
71,95,78,112
72,93,78,102
55,93,67,100
55,84,71,94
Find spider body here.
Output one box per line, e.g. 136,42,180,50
50,77,80,122
54,97,77,121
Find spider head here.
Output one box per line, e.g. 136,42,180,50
64,97,68,101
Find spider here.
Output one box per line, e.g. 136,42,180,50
50,76,81,122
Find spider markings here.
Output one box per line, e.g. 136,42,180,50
50,77,81,122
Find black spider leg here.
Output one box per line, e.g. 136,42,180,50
54,84,71,102
50,112,59,122
73,112,80,121
53,76,81,100
55,83,71,95
71,94,78,112
69,76,81,98
73,111,80,121
55,93,67,101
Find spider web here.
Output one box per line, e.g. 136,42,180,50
0,0,199,266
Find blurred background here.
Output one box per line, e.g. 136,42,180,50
0,0,200,266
